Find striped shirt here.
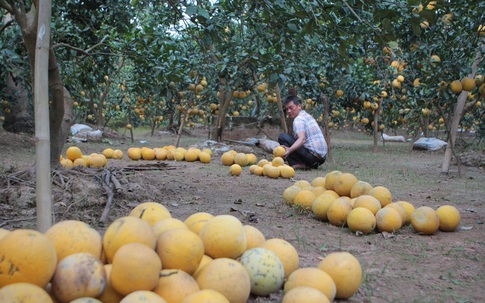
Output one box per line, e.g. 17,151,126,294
293,110,327,158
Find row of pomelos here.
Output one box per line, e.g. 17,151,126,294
0,201,363,303
60,146,120,169
283,170,461,236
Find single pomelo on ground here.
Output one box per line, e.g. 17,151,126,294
111,243,161,296
66,146,83,161
198,151,211,163
258,238,299,279
411,206,440,235
127,147,142,160
317,252,362,299
129,201,172,226
73,158,87,167
284,267,337,301
333,173,359,197
0,282,54,303
221,152,235,166
244,225,266,250
51,253,106,303
324,170,342,190
184,212,214,234
246,153,257,165
199,215,247,259
230,164,242,176
102,216,157,262
293,189,316,209
310,176,326,188
376,207,403,233
240,248,285,296
184,149,199,162
350,181,373,198
153,269,200,303
234,153,249,167
195,258,251,303
257,159,270,167
181,289,229,303
0,229,57,288
396,201,415,225
368,186,392,207
156,228,204,275
347,207,377,235
279,165,295,179
102,148,114,159
352,195,381,215
45,220,102,261
312,194,337,221
272,156,285,167
273,145,286,158
436,205,460,232
283,286,330,303
266,165,281,179
384,203,408,225
327,197,353,227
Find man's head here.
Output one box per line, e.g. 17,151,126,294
284,95,302,119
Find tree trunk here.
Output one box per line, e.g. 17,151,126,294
274,82,288,134
320,93,331,161
3,72,34,134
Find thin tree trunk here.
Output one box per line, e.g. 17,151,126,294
34,0,52,232
274,82,287,134
321,93,331,161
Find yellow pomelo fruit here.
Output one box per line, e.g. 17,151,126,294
156,229,204,275
61,158,74,169
258,238,299,279
199,215,247,259
282,185,302,205
113,149,124,159
262,163,273,176
184,149,199,162
376,207,402,233
310,176,326,188
102,148,114,159
184,212,214,235
411,206,440,235
98,264,124,303
81,155,91,166
322,190,340,199
195,258,250,303
153,269,200,303
120,290,167,303
102,216,157,262
293,190,316,209
152,218,188,238
221,152,235,166
333,173,359,197
45,220,102,261
127,147,142,160
173,150,185,161
243,225,266,250
461,77,476,91
396,201,415,225
327,197,353,227
234,153,249,166
73,158,87,167
350,181,373,198
347,207,376,234
312,194,337,221
283,286,330,303
198,151,211,163
229,164,242,176
384,203,408,225
309,186,325,197
273,145,286,158
0,282,54,303
155,148,168,160
352,195,381,215
240,248,285,296
249,164,258,174
181,289,229,303
192,255,213,279
246,153,257,165
368,186,392,207
111,243,161,296
324,170,342,191
51,253,106,302
272,156,285,167
266,165,281,179
253,166,264,176
317,252,362,299
129,201,172,226
257,159,269,167
66,146,83,161
89,154,106,168
436,205,460,232
279,165,295,179
284,267,336,301
0,229,57,288
449,80,463,94
294,179,311,189
0,228,10,240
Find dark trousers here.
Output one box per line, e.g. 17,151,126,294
278,133,325,169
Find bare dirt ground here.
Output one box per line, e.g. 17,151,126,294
0,125,484,303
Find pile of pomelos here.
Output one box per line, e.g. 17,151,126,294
60,146,124,169
283,170,461,235
0,201,363,303
127,146,213,164
222,146,296,179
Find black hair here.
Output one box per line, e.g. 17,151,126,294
284,95,301,106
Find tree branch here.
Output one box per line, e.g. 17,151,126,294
52,35,110,57
0,0,13,13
